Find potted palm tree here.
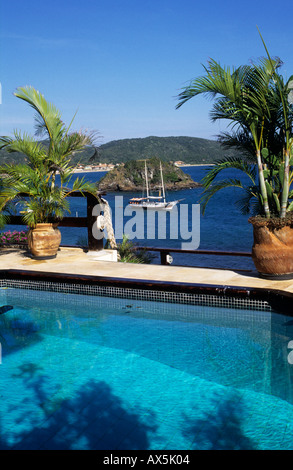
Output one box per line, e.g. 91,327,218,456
176,33,293,279
0,86,99,259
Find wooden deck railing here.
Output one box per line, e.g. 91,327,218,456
4,192,253,268
135,246,252,267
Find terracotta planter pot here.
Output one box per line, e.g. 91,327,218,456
249,216,293,279
27,223,61,259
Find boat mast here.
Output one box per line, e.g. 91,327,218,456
160,161,166,202
145,160,149,199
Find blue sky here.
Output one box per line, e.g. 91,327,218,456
1,0,293,145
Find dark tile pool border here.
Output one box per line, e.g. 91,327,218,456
0,268,293,314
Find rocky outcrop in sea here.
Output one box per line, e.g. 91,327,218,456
98,157,201,192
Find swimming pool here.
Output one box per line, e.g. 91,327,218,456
1,282,293,450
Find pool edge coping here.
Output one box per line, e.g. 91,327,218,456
0,268,292,315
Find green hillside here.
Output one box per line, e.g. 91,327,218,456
0,135,238,166
0,141,97,166
97,136,236,164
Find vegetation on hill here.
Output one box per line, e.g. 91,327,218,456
98,157,200,191
0,135,238,166
97,136,237,164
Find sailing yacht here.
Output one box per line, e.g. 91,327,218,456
129,160,179,210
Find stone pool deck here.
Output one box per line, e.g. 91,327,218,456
1,246,293,295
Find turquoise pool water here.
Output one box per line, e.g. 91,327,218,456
1,287,293,450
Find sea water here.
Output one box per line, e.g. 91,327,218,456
3,166,255,270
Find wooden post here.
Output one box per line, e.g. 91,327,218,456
86,193,104,251
160,251,170,265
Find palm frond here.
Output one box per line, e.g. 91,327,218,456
234,185,261,215
200,178,249,214
0,86,101,227
217,130,256,158
14,86,65,141
64,178,98,198
0,131,46,162
0,212,8,229
201,157,257,189
176,59,240,109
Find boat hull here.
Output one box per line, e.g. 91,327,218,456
129,201,179,210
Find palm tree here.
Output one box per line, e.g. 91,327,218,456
176,56,293,219
0,86,99,227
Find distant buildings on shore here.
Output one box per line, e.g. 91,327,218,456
75,160,187,172
75,163,116,172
